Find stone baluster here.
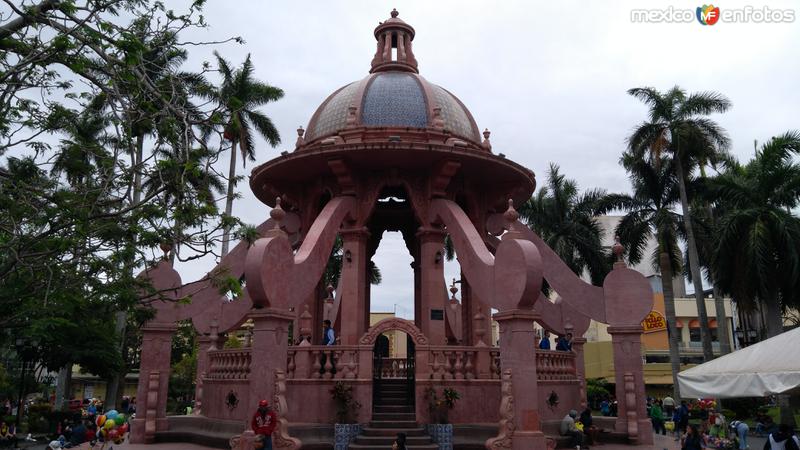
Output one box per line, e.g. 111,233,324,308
286,350,296,379
443,351,454,380
464,351,475,380
489,351,498,379
334,350,345,379
323,351,334,379
454,351,465,380
312,350,322,379
347,350,357,379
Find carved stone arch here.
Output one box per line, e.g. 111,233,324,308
358,317,429,346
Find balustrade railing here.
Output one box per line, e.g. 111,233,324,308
286,345,364,380
204,344,577,383
207,349,252,380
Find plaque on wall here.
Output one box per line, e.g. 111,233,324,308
430,309,444,320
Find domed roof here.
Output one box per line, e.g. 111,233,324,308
304,72,481,144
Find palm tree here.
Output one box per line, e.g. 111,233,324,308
143,145,226,255
627,86,731,361
708,131,800,339
613,152,685,399
709,131,800,426
209,52,284,256
518,163,615,285
50,105,113,186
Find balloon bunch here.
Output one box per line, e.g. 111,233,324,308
698,398,717,410
94,410,129,448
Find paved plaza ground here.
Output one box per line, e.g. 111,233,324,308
11,432,771,450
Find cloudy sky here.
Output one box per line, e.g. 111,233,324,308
171,0,800,318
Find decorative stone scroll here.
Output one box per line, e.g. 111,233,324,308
486,369,515,449
272,370,301,450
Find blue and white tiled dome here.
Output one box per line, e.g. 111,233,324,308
304,71,482,144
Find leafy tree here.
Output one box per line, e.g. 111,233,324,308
207,53,284,256
518,163,616,285
613,153,685,399
627,86,732,361
707,131,800,339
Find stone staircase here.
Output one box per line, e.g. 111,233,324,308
349,379,438,450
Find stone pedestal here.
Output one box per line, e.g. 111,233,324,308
493,309,547,450
130,323,176,443
608,326,653,445
571,336,587,408
248,308,295,424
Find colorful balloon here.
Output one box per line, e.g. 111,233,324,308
116,413,126,423
119,423,129,434
108,429,119,440
96,415,106,427
106,409,119,420
104,419,115,430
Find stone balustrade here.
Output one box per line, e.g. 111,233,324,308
286,345,366,380
204,345,576,382
535,349,577,381
207,349,252,380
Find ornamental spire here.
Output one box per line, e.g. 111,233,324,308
370,9,419,74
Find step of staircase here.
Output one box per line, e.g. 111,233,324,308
354,434,434,445
372,411,416,420
369,419,419,429
374,397,412,406
373,405,414,414
360,426,428,437
348,444,438,450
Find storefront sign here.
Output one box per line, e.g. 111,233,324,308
642,310,667,333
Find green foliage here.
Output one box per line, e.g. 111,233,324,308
586,378,611,408
223,334,243,349
425,386,460,424
706,131,800,329
0,0,259,386
330,381,361,424
518,163,617,285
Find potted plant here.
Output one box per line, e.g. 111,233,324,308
331,381,362,450
425,386,459,449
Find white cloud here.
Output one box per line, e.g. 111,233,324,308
169,0,800,313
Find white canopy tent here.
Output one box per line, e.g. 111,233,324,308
678,326,800,398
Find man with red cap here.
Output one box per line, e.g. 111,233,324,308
251,399,277,449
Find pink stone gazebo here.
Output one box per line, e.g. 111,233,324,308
130,10,654,450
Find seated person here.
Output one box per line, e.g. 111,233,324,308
580,406,600,445
561,409,587,449
69,420,87,446
0,421,17,447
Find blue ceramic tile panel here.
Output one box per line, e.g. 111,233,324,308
361,73,428,128
430,84,481,143
307,81,360,141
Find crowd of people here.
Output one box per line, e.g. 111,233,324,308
538,330,574,351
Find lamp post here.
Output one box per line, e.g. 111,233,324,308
14,337,39,429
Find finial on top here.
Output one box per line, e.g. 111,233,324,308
612,235,625,264
501,199,521,240
449,278,459,297
390,8,399,18
159,242,173,260
482,128,492,151
325,284,334,302
295,126,305,148
503,199,519,224
270,196,286,226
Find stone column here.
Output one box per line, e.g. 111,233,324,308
194,335,214,415
493,309,546,450
130,323,176,443
417,227,447,345
248,308,294,414
608,326,653,445
339,227,370,345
